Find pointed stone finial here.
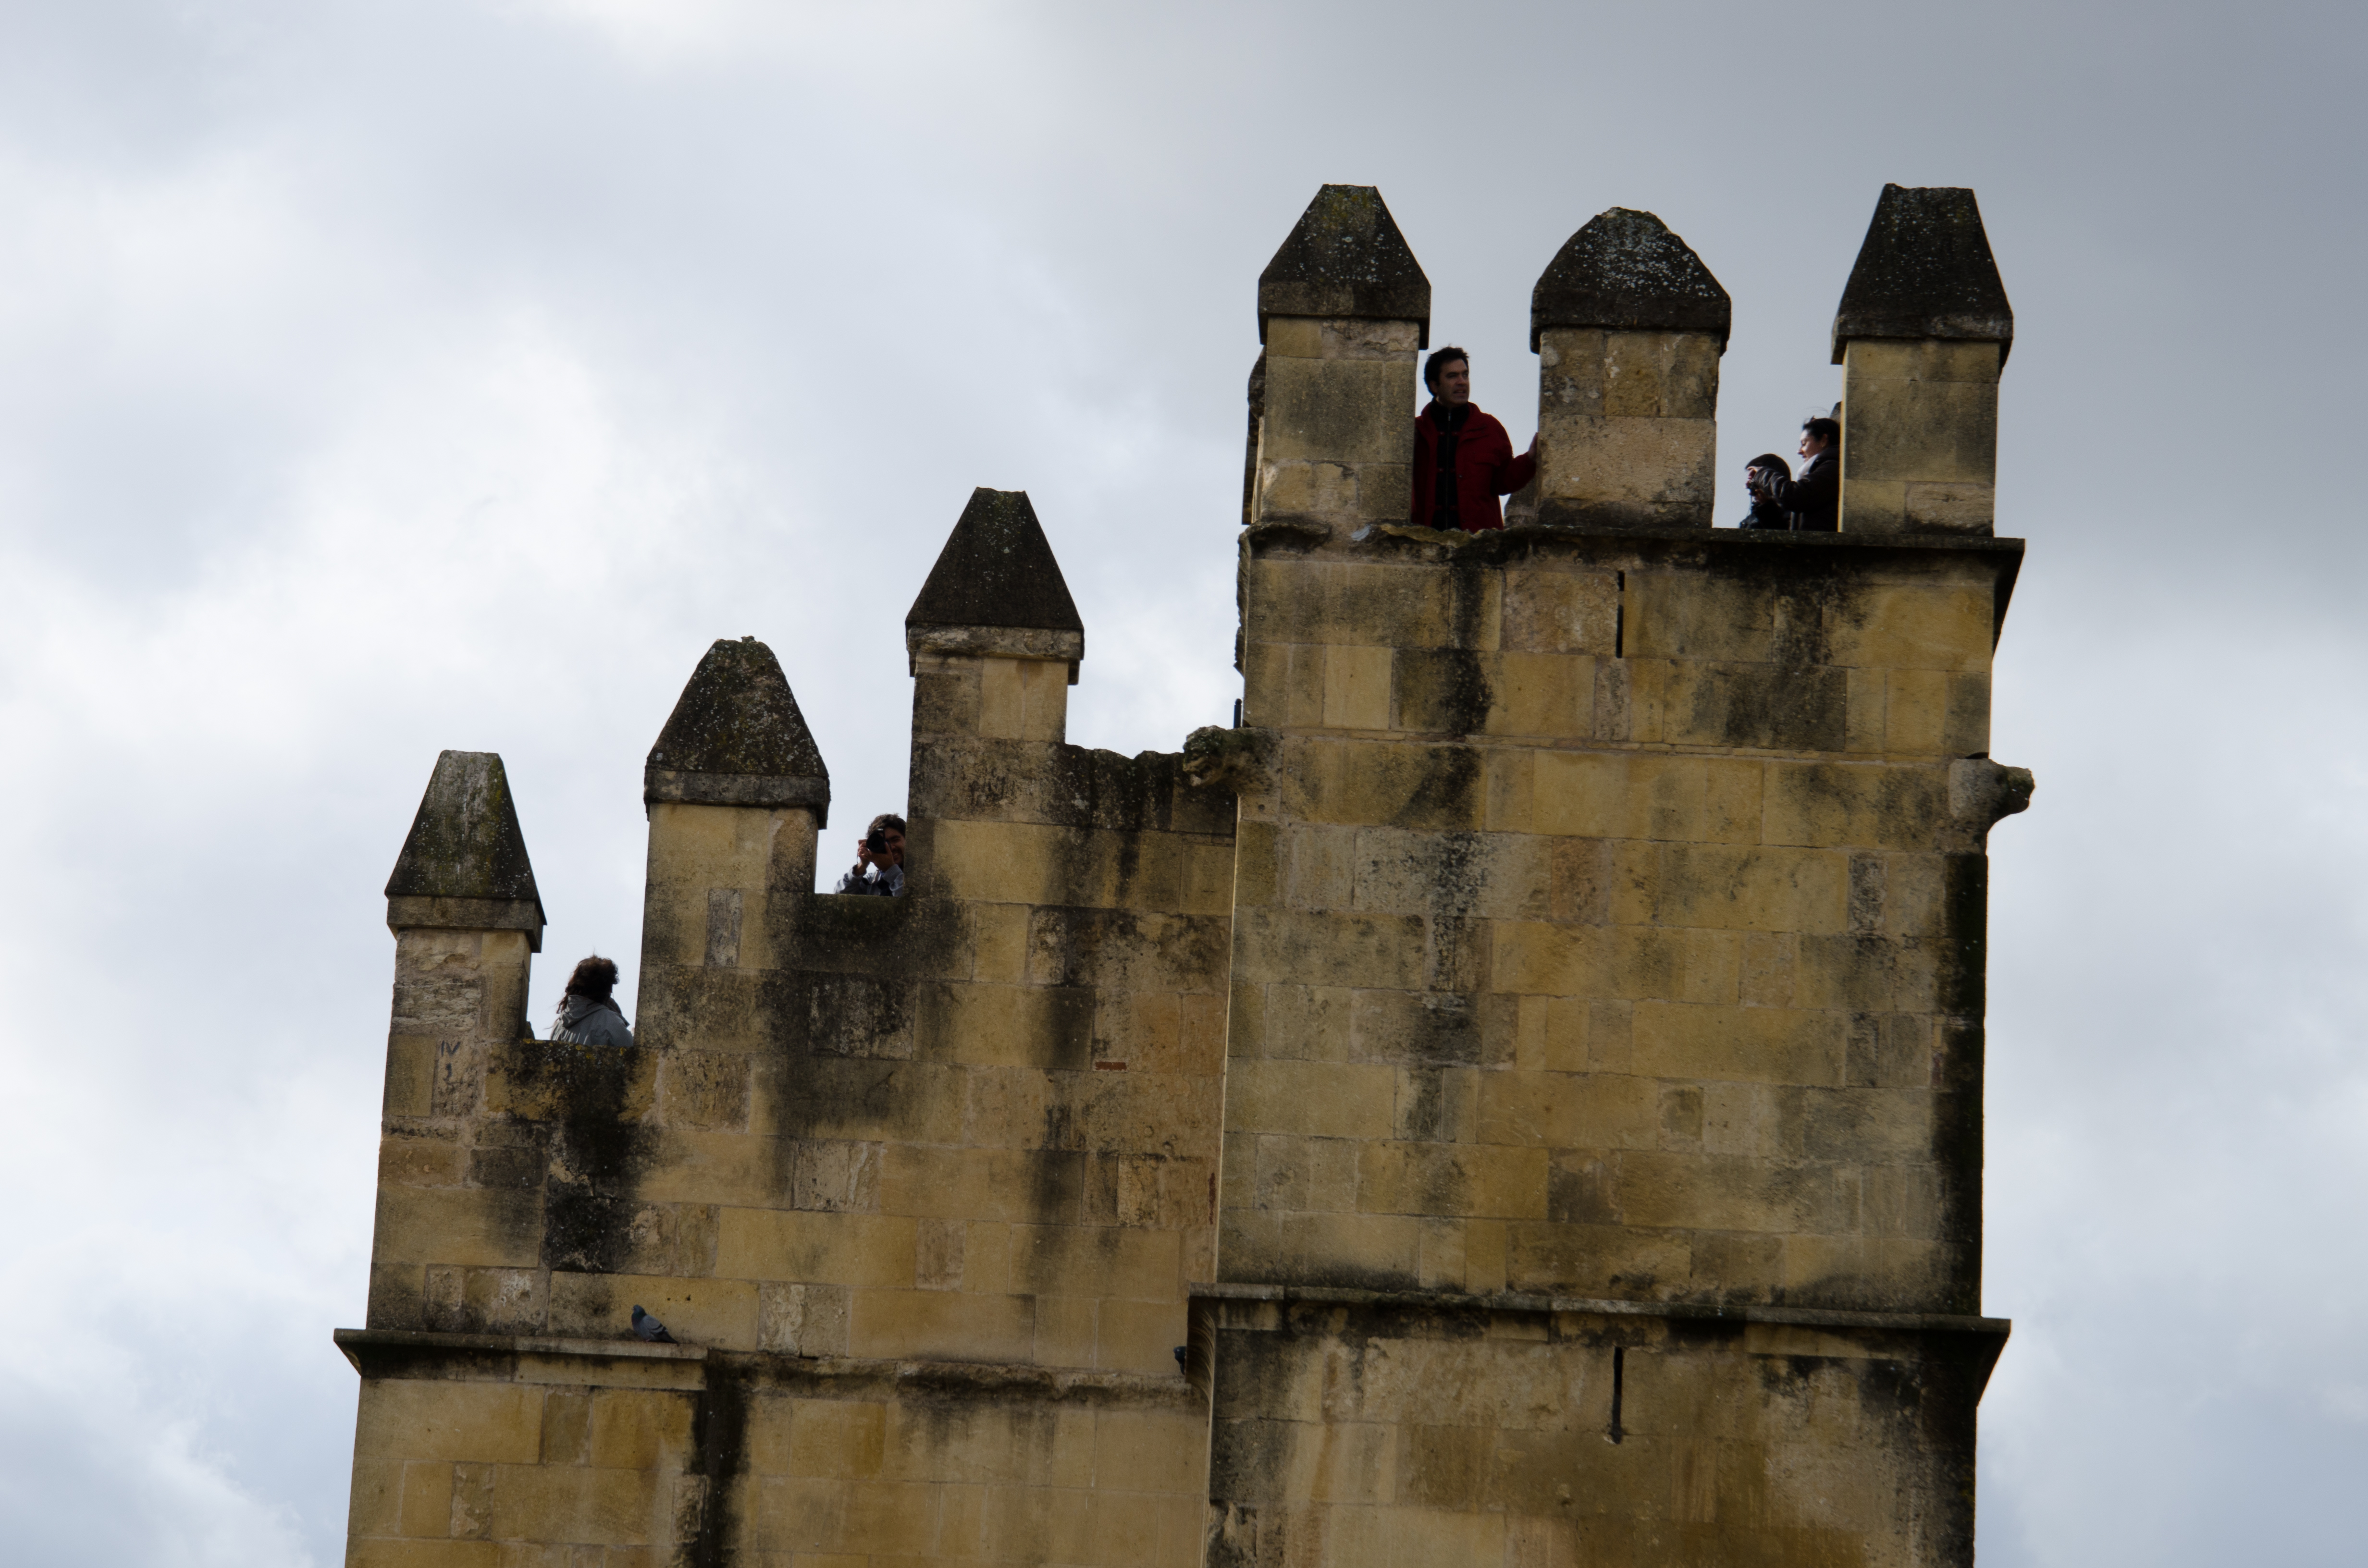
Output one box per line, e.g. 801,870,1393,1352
1529,208,1731,351
905,489,1085,678
1830,184,2012,365
1258,184,1431,347
645,637,830,822
385,750,544,948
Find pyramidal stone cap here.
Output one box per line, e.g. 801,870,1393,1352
1831,184,2013,365
385,749,545,948
905,488,1085,681
645,637,831,823
1530,208,1732,351
1258,184,1431,347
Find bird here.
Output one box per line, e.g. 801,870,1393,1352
631,1305,677,1344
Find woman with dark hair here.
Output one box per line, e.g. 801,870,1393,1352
551,955,634,1047
1737,453,1794,529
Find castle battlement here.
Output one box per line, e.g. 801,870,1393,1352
342,183,2029,1568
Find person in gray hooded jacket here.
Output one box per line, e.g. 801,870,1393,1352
550,955,635,1047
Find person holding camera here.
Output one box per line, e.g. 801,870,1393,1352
1737,453,1794,528
835,812,907,896
1742,415,1842,532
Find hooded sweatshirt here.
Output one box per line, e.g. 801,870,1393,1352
552,992,634,1048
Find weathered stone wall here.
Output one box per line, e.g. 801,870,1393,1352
1204,503,2017,1564
341,1333,1211,1566
348,509,1238,1564
1200,1293,1990,1568
1220,526,2019,1316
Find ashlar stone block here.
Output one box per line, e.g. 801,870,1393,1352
1841,340,2002,537
1536,328,1722,531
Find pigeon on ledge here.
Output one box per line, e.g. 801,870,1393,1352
632,1305,677,1344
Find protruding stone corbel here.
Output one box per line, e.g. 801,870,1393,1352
1181,724,1276,796
1949,757,2036,830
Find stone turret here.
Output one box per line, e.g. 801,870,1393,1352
1529,207,1731,531
1833,184,2013,535
382,748,543,1049
635,636,828,1048
1250,184,1430,535
371,749,543,1326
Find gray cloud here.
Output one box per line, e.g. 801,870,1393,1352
1,0,2362,1561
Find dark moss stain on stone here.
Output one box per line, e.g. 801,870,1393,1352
1024,1146,1088,1226
1689,663,1848,752
1937,854,1988,1017
1208,1415,1292,1509
1548,1154,1618,1225
1393,746,1481,831
687,1358,751,1568
499,1041,661,1275
1411,648,1493,736
799,974,915,1060
1852,1357,1936,1446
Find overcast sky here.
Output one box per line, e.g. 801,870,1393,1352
1,1,2363,1562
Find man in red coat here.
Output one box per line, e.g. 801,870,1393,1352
1411,346,1538,532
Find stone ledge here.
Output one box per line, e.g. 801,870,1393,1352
1307,521,2024,636
384,895,544,943
642,767,830,812
1337,521,2026,561
335,1326,704,1374
331,1328,1205,1408
905,623,1085,682
1188,1281,2010,1339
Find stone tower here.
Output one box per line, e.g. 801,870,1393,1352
338,182,2028,1567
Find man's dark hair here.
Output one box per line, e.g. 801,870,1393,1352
867,813,907,837
1746,452,1792,480
1423,347,1470,392
1802,416,1842,447
565,956,619,999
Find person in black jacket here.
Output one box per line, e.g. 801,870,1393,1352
1748,416,1841,531
1736,453,1793,528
